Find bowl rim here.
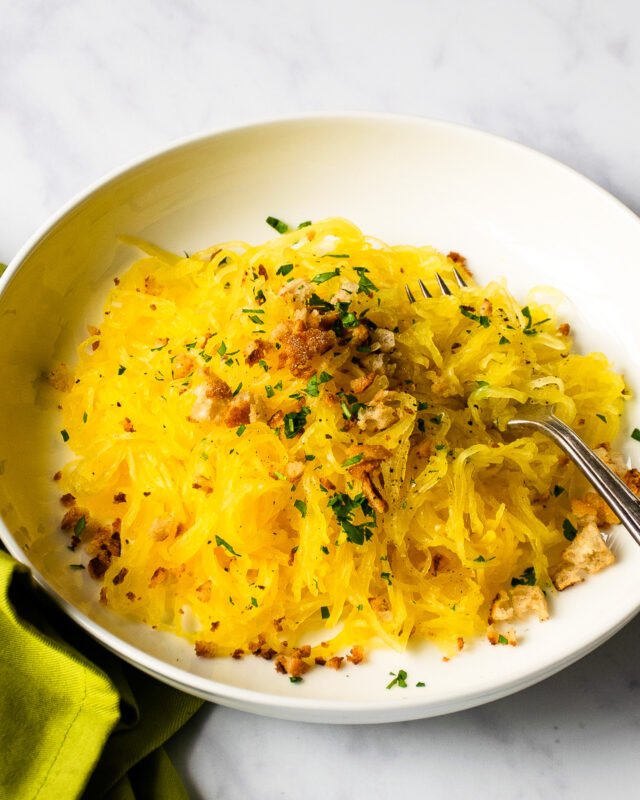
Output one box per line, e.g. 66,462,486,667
2,111,640,720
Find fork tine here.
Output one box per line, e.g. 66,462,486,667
435,273,452,296
418,279,432,299
405,284,416,303
453,268,467,288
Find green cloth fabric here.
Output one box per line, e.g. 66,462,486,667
0,552,203,799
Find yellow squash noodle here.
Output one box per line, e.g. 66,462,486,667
57,218,627,662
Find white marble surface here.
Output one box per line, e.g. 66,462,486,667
3,0,640,797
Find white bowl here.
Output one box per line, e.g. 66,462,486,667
1,114,639,724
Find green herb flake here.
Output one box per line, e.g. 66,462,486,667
305,454,316,461
342,454,363,468
311,268,341,284
460,306,491,328
562,518,578,541
236,424,246,437
321,545,329,554
266,216,288,234
294,499,307,518
305,374,320,397
632,428,640,442
381,572,392,585
511,566,536,587
118,365,127,375
258,359,269,372
232,382,243,397
217,341,227,357
251,597,258,607
289,676,303,683
82,411,88,424
386,669,408,689
265,385,275,398
283,406,311,439
497,634,509,645
499,336,510,345
353,266,379,294
307,293,334,312
416,681,426,687
297,220,312,229
476,380,489,388
69,564,85,570
60,429,70,442
596,413,607,423
553,484,565,497
272,471,287,481
417,401,429,411
328,492,376,545
215,535,242,557
74,515,87,537
320,605,330,619
276,263,294,277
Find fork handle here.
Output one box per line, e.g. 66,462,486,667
508,414,640,547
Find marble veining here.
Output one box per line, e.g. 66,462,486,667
2,0,640,797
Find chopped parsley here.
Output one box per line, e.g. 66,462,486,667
328,492,376,545
307,293,334,313
320,606,330,619
321,545,329,554
297,220,312,229
251,597,258,607
294,499,307,518
265,385,275,398
232,382,243,397
305,454,316,461
381,572,392,585
497,634,509,645
283,406,311,438
511,566,536,587
562,518,578,541
460,306,490,328
311,268,341,284
69,564,85,570
254,289,266,304
596,413,607,423
266,216,288,234
82,411,88,424
118,365,127,375
276,263,294,277
217,340,227,357
353,266,378,294
60,429,70,442
499,335,510,345
417,401,429,411
553,484,565,497
342,453,363,468
236,424,246,437
74,515,87,537
304,371,332,397
632,428,640,442
258,359,269,372
386,669,408,689
289,676,303,683
215,535,242,557
416,681,426,688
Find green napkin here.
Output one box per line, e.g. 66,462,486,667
0,551,203,799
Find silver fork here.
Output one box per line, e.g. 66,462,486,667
406,272,640,546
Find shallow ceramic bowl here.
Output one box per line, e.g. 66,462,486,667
1,115,639,724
